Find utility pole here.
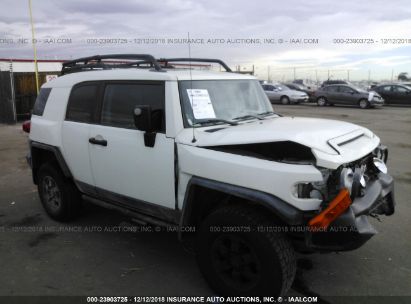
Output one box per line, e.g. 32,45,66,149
28,0,40,95
368,70,371,82
347,70,350,81
327,70,330,80
293,67,296,80
9,60,16,123
391,69,394,81
267,65,270,82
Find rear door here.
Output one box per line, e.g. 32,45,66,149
88,81,175,210
325,86,340,103
61,82,99,189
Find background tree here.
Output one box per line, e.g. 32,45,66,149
398,72,409,81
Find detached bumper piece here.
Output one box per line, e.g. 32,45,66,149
306,172,395,251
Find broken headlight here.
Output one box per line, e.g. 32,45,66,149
294,168,332,200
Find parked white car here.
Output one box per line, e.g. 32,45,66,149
26,54,395,296
262,83,309,104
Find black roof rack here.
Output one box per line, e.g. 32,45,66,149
61,54,163,75
61,54,232,75
157,58,232,72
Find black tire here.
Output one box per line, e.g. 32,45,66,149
196,205,296,296
359,99,369,109
317,97,327,106
37,163,81,221
280,96,290,105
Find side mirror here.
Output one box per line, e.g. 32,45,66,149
133,105,156,147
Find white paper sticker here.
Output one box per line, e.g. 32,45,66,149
187,89,216,119
368,91,374,101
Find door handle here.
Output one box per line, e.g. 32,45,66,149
89,136,108,146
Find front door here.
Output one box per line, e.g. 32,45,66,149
88,81,175,210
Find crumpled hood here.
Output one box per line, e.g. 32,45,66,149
176,116,380,169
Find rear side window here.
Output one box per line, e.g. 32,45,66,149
66,84,99,123
32,88,52,116
101,82,165,131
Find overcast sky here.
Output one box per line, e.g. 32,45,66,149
1,0,411,80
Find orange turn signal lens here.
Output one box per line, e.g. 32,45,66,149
308,188,352,231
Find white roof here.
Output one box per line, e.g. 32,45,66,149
43,68,256,88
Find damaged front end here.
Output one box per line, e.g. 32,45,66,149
300,145,395,252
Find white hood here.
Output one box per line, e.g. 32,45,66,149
176,117,380,169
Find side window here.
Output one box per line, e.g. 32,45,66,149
66,84,99,123
394,86,407,93
32,88,52,116
339,86,354,93
327,86,338,92
382,86,392,92
101,82,165,132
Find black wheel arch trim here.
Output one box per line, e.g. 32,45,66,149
30,141,73,183
179,176,305,239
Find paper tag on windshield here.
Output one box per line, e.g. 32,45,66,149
187,89,216,119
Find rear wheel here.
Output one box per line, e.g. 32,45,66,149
196,205,296,296
359,99,369,109
317,97,327,106
280,96,290,105
37,163,81,221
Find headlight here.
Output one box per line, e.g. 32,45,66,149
340,168,354,193
294,183,324,200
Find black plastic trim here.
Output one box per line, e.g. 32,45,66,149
179,176,304,230
30,141,72,181
77,180,180,224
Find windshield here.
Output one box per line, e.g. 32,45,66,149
179,80,273,127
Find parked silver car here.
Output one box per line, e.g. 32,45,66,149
262,83,309,104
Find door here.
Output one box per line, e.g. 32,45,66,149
338,85,357,105
62,82,99,188
392,85,411,105
377,85,393,104
325,86,340,104
88,81,175,209
262,84,278,102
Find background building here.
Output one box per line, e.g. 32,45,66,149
0,59,62,123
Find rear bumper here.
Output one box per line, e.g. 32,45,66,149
302,172,395,252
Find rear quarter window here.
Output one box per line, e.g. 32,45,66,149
32,88,52,116
66,84,99,123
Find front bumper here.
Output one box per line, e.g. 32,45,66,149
304,172,395,252
290,96,309,103
370,99,384,107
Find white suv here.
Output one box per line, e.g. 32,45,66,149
27,54,395,296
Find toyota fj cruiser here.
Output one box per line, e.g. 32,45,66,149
27,54,395,296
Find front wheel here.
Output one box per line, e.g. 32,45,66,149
317,97,327,106
196,205,296,296
280,96,290,105
359,99,369,109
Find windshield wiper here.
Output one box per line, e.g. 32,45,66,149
193,118,238,126
232,114,264,121
257,111,281,117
